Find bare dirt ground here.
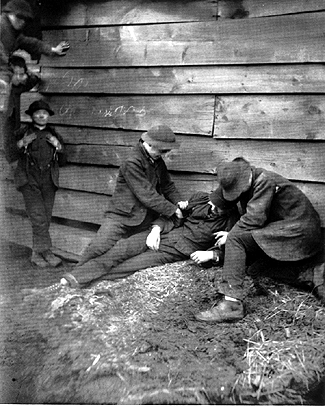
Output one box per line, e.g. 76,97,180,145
1,241,325,405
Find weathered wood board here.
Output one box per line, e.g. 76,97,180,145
4,177,325,228
21,93,325,141
21,94,215,135
218,0,325,19
40,65,325,94
214,95,325,140
62,138,325,182
42,13,325,67
41,0,217,26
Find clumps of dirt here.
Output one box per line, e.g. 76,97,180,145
8,261,325,404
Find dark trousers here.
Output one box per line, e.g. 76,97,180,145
218,228,319,300
218,229,262,300
20,168,56,253
78,214,156,265
69,232,188,286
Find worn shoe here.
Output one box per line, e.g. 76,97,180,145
31,251,48,268
43,250,62,267
195,298,244,322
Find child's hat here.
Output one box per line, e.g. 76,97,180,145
3,0,34,20
25,100,55,116
141,125,180,150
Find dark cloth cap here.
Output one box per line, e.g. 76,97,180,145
3,0,34,20
217,157,251,201
25,100,54,116
141,125,180,150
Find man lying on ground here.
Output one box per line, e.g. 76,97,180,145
47,190,239,290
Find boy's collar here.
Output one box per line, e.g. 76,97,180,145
33,123,48,131
139,139,157,165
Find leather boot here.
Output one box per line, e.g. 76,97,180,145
195,298,244,322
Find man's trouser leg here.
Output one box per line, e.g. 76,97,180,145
102,243,188,280
78,218,127,265
21,170,56,253
67,230,151,285
78,213,155,265
218,229,263,300
68,240,188,286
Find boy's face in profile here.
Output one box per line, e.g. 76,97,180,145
7,13,27,31
32,109,49,127
11,66,28,86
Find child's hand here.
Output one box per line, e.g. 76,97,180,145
52,41,70,56
46,134,61,149
175,207,184,219
190,250,214,264
177,200,188,210
213,231,228,248
17,133,37,148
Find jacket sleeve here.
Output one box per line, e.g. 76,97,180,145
121,159,178,218
16,34,54,58
231,173,276,233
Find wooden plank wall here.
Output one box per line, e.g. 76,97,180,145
3,0,325,256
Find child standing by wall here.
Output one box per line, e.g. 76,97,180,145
15,100,66,268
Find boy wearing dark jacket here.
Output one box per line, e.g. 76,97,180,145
76,125,187,269
195,157,324,323
15,100,66,267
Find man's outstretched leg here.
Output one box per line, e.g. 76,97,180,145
62,230,150,287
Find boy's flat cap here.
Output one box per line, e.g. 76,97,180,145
25,100,54,116
141,125,180,150
3,0,34,20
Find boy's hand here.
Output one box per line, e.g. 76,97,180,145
177,200,188,210
213,231,228,247
46,134,61,149
52,41,70,56
175,207,184,219
17,133,36,148
190,251,214,264
146,226,161,251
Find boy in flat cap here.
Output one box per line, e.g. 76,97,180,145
59,125,187,282
45,190,239,289
14,99,66,268
195,157,324,323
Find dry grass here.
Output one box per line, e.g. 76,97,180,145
21,262,325,404
232,287,325,404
